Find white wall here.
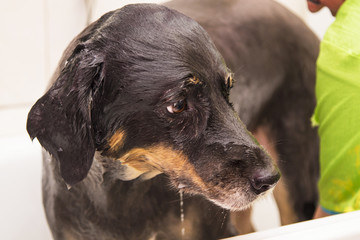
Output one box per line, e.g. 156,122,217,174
275,0,334,38
0,1,334,239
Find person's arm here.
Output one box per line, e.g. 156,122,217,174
313,205,330,219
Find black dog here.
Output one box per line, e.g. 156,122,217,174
165,0,320,233
27,3,281,240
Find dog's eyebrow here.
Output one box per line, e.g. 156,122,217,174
160,76,205,102
186,76,202,86
225,73,234,88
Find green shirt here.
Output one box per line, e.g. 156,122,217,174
312,0,360,213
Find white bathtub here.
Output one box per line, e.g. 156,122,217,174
226,210,360,240
0,133,52,239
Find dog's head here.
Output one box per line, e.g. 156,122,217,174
27,4,279,210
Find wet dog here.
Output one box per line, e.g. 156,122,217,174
27,0,319,239
27,3,280,240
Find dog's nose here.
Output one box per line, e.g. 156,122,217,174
250,169,280,194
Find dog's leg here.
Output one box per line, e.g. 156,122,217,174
253,126,298,225
272,177,298,224
230,208,254,235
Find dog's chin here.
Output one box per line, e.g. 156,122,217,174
176,181,271,211
207,190,263,211
207,191,259,211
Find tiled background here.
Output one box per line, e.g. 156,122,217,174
0,0,334,239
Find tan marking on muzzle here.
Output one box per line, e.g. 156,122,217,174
109,129,126,151
117,144,207,188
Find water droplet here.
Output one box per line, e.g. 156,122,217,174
179,189,185,239
178,183,186,189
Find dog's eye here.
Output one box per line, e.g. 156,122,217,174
167,100,187,113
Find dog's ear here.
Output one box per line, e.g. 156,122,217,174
27,44,104,186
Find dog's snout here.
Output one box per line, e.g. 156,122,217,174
250,169,280,194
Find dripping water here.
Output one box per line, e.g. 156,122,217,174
179,189,185,239
220,209,228,230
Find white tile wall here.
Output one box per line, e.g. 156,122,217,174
0,0,46,107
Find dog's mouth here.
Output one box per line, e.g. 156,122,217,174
174,181,263,211
173,170,279,211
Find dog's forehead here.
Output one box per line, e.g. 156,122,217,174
117,4,200,35
89,4,230,105
106,4,198,42
106,4,227,76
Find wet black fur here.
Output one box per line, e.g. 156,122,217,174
27,1,319,239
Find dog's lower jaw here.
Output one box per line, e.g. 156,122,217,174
208,191,258,211
210,198,252,212
174,179,272,211
204,179,277,211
